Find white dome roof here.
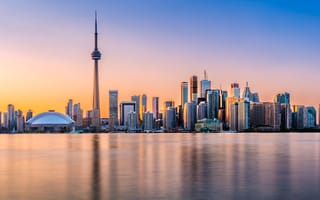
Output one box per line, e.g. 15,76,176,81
27,111,74,125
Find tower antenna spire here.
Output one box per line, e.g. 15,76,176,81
204,70,207,80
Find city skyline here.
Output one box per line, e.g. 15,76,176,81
0,1,320,116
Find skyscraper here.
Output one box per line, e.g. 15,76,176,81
109,90,118,130
190,75,198,102
230,83,240,98
237,100,250,131
200,70,211,98
152,97,159,119
91,11,102,130
120,101,136,126
8,104,15,131
181,82,188,107
26,110,33,122
274,92,290,104
131,95,140,121
207,89,220,120
143,112,154,132
73,103,83,128
140,94,147,120
184,102,197,131
66,99,73,118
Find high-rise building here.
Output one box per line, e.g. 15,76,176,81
140,94,147,120
237,100,250,131
0,112,2,129
163,101,174,113
197,101,207,120
91,12,102,130
220,90,228,109
109,90,118,131
200,70,211,98
280,104,291,130
181,82,188,107
131,95,140,121
73,103,83,128
242,82,259,102
16,110,24,133
120,101,136,126
274,92,290,104
230,83,240,98
143,112,154,132
3,112,8,129
207,89,220,120
26,110,33,122
264,102,281,131
184,102,197,131
152,97,159,119
306,106,316,128
8,104,15,131
319,104,320,126
165,107,176,131
230,102,238,131
292,105,305,129
66,99,73,118
250,103,265,128
190,75,198,102
127,112,138,131
226,96,239,127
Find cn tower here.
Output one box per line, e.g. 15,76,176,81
91,11,101,130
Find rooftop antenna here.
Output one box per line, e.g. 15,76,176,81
204,70,207,80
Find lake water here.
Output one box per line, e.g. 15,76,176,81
0,133,319,200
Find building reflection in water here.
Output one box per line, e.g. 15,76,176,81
92,134,100,200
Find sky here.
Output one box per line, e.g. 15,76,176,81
0,0,319,117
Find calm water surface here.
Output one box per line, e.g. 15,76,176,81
0,133,320,200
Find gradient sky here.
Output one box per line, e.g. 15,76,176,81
0,0,319,117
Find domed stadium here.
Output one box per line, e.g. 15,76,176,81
26,111,74,132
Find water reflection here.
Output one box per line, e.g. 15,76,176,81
0,133,320,199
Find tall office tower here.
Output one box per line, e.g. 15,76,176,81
73,103,83,128
109,90,118,131
197,101,207,120
226,96,239,127
274,92,290,104
220,90,228,109
120,101,136,126
26,110,33,122
230,102,238,131
177,105,184,128
319,104,320,126
264,102,281,131
66,99,73,117
280,104,291,130
200,70,211,98
306,106,316,128
292,105,306,129
163,101,174,112
230,83,240,98
250,103,265,128
207,89,220,120
190,75,198,102
8,104,15,131
242,82,252,101
181,82,188,107
140,94,147,120
127,112,138,131
237,100,250,131
3,112,8,129
152,97,159,119
252,93,260,102
91,12,102,130
143,112,154,132
16,110,24,133
184,102,197,131
131,95,140,121
165,107,176,131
